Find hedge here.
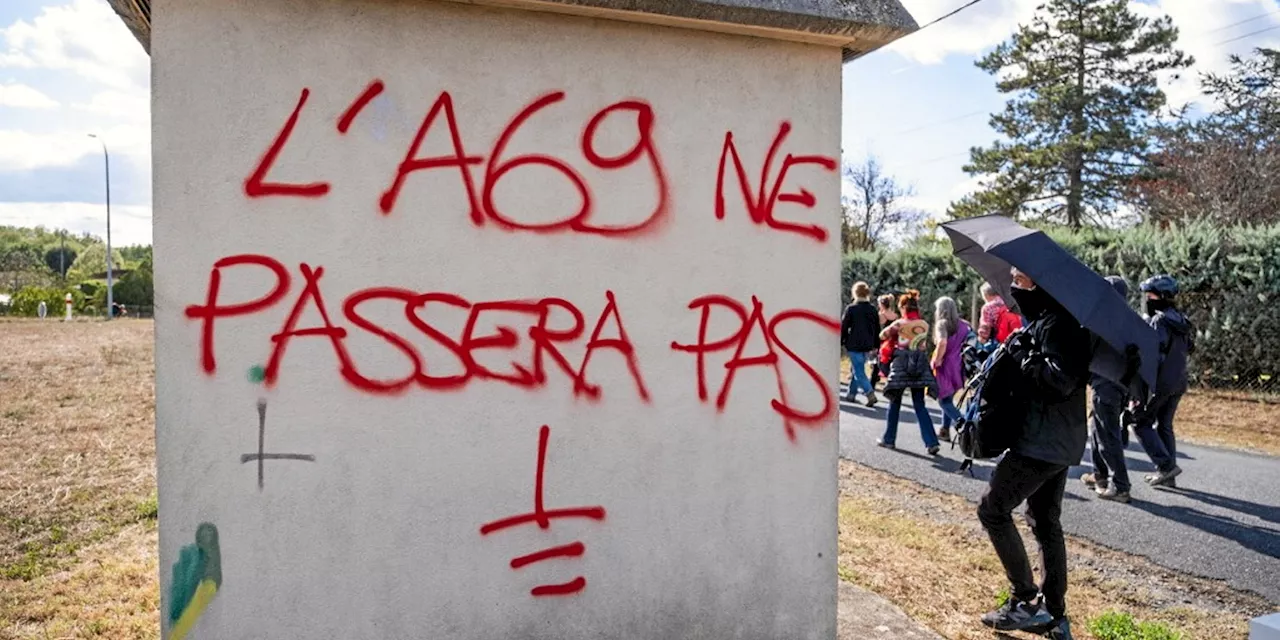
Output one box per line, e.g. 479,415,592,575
844,221,1280,391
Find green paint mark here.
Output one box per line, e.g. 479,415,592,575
169,523,222,627
247,365,266,384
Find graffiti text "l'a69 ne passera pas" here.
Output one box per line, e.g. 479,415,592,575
185,256,839,440
245,80,838,243
194,83,841,439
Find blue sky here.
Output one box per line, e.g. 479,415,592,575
1,0,1278,246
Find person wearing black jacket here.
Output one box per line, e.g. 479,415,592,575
841,282,881,407
978,268,1091,640
1133,275,1194,488
1081,276,1134,503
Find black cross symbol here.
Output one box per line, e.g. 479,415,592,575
240,399,315,490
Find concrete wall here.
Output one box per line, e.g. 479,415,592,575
153,0,842,637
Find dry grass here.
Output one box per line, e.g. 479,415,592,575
0,320,156,581
1177,392,1280,456
0,523,159,639
837,461,1271,640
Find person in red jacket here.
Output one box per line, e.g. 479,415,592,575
980,282,1023,343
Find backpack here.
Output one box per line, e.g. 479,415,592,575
953,343,1026,460
995,308,1022,343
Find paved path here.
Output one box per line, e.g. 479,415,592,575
837,386,1280,604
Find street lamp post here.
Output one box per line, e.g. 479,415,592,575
88,134,113,319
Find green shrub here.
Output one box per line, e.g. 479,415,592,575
846,221,1280,390
8,286,86,317
1088,611,1183,640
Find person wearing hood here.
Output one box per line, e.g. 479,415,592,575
1133,275,1195,488
977,267,1091,640
1081,277,1135,503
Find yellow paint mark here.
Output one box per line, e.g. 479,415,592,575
169,580,217,640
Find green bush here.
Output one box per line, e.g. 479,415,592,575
8,286,86,317
845,221,1280,390
1088,611,1182,640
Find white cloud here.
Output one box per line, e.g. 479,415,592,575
0,1,150,193
1140,0,1280,110
0,201,151,246
74,89,148,120
889,0,1280,106
0,82,58,109
0,122,148,172
888,0,1038,65
0,0,148,91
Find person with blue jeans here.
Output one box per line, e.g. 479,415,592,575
878,290,940,455
841,281,881,407
931,296,971,442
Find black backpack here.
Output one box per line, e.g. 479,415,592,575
954,343,1026,460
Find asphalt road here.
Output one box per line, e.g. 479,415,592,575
837,386,1280,604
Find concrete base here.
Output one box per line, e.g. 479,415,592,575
1253,613,1280,640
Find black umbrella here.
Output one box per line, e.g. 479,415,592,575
940,215,1159,397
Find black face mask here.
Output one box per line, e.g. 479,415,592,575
1010,286,1053,321
1144,297,1172,316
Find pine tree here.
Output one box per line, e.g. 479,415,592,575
950,0,1190,227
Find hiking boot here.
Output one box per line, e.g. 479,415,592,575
1147,466,1183,487
937,427,951,442
927,445,940,456
981,598,1054,632
865,392,878,408
1080,473,1108,490
1039,617,1074,639
1096,485,1131,503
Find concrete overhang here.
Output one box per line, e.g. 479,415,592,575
105,0,916,61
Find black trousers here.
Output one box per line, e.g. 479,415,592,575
1090,396,1131,492
1135,392,1182,473
978,452,1070,619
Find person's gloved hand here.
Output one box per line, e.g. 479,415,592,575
1006,330,1034,358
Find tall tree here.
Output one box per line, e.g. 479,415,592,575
1132,48,1280,225
951,0,1191,227
841,155,925,251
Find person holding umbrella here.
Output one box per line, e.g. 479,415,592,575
940,216,1162,640
975,267,1091,638
1133,275,1194,488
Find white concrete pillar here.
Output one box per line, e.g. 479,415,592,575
133,0,916,637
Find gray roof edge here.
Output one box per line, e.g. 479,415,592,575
104,0,916,59
104,0,151,54
523,0,918,54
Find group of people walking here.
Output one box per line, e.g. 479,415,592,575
840,272,1196,640
840,282,1018,456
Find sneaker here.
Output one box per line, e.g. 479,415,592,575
1080,473,1108,490
981,598,1054,632
927,445,941,456
865,392,878,408
1040,617,1074,639
1148,466,1183,487
876,439,895,450
1096,485,1131,503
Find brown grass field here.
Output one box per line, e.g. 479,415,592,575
1,320,1273,638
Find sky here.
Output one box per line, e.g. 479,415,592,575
0,0,1278,246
